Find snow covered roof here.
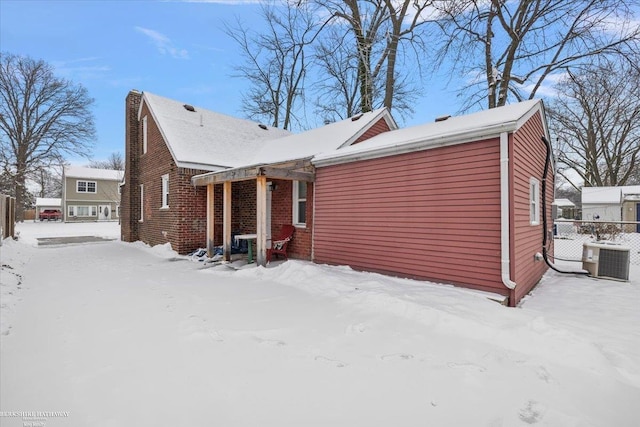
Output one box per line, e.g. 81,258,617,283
248,108,394,166
552,199,575,207
190,108,398,186
313,99,547,167
622,185,640,201
35,198,61,207
141,92,291,170
64,166,123,181
582,185,640,204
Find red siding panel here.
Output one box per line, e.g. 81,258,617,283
510,112,551,304
352,117,392,144
314,138,507,296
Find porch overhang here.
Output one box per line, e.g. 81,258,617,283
192,158,315,267
191,158,315,186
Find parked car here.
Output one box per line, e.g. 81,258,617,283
40,209,62,221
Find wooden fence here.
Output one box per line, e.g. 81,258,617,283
1,194,16,240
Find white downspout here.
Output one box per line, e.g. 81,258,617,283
500,132,517,290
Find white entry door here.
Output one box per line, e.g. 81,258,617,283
99,205,111,221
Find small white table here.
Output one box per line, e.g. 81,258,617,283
234,234,257,263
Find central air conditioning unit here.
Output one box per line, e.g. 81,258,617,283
582,242,630,281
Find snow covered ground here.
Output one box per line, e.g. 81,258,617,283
1,221,639,426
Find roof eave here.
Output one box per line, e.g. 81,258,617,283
313,121,519,168
139,92,186,169
64,174,123,181
338,108,398,149
192,157,314,186
175,161,230,172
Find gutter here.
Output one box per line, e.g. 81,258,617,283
500,132,517,290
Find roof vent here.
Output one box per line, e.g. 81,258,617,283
435,115,451,122
351,113,364,121
258,124,268,130
183,104,196,112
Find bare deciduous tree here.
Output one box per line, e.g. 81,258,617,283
226,1,320,130
329,0,388,114
549,59,640,188
313,25,376,121
380,0,432,112
0,53,96,219
432,0,640,110
31,160,64,199
316,0,430,117
630,165,640,185
89,152,124,170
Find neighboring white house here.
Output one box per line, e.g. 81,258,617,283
582,186,640,231
62,166,123,222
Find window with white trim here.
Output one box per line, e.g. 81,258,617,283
161,174,169,208
142,115,148,154
292,180,307,227
530,177,540,225
139,184,144,222
67,205,97,217
77,180,97,193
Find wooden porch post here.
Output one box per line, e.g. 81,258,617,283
256,175,268,266
206,184,215,257
223,181,232,262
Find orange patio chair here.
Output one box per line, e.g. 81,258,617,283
267,225,295,263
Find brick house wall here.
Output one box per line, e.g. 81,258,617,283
269,179,313,260
138,101,210,254
234,181,256,233
121,91,142,243
223,179,313,260
122,90,210,255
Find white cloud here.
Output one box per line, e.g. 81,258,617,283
135,26,189,59
50,57,111,80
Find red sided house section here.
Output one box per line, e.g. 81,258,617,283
312,100,553,306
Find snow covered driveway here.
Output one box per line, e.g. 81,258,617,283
1,223,639,426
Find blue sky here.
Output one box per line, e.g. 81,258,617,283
0,0,459,164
